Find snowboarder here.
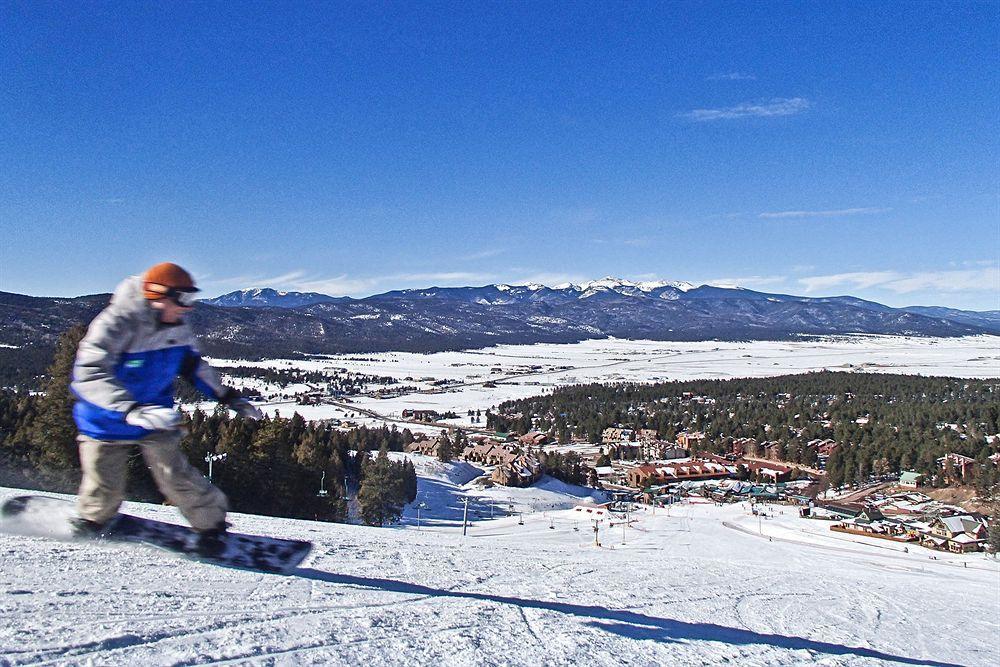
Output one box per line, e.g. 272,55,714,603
70,262,263,554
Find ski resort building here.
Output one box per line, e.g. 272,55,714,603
402,409,440,422
730,437,757,457
676,431,706,449
462,442,518,467
937,453,977,481
518,431,549,447
626,459,730,488
405,438,445,458
601,427,635,443
491,453,543,487
928,515,989,552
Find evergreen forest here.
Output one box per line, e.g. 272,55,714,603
0,327,416,526
487,373,1000,491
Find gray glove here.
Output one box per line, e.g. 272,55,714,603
125,405,182,431
229,396,263,420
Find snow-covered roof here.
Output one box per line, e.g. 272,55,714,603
938,515,978,534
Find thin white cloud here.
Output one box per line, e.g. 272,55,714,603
202,269,476,297
798,271,900,293
288,275,384,296
460,248,506,261
706,72,757,81
591,238,650,247
759,207,891,219
799,267,1000,295
681,97,810,122
706,275,787,289
201,270,309,289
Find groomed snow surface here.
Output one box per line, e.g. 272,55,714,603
2,453,997,666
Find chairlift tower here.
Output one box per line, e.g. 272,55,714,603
204,452,226,483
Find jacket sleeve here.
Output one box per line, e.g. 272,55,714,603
71,307,138,413
180,346,231,402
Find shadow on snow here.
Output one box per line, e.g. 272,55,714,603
292,567,960,667
398,478,502,526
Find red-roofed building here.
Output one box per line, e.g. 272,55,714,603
626,459,730,488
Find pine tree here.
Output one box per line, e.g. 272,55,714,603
15,324,87,474
436,432,454,462
989,514,1000,556
358,446,405,526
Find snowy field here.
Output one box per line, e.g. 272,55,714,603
1,454,998,666
203,335,1000,432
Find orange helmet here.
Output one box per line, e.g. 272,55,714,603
142,262,199,302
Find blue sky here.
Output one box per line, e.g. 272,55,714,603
1,1,997,310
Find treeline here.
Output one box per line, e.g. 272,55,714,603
538,450,590,486
173,364,402,404
0,326,416,526
0,344,56,391
488,372,1000,490
213,365,398,391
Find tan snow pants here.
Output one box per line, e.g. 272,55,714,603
76,431,228,531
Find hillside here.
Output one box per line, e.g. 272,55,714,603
0,465,996,665
2,279,997,363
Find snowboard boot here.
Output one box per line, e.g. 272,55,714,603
70,517,108,539
192,522,230,558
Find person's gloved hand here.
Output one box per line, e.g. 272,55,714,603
125,405,182,431
229,397,263,420
221,388,263,420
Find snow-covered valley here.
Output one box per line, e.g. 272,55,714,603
1,453,997,666
203,335,1000,434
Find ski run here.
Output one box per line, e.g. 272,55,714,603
1,450,997,666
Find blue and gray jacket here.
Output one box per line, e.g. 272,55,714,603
72,276,230,440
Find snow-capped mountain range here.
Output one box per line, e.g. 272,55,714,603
2,277,998,357
203,287,344,309
201,278,712,308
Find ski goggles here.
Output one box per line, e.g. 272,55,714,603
165,288,199,307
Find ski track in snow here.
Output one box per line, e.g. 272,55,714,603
2,477,997,667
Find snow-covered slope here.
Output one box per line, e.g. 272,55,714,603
387,454,609,530
1,481,996,666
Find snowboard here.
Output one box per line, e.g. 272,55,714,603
0,495,312,575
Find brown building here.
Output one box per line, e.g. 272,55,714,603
676,431,706,449
402,409,441,422
928,514,988,553
602,427,636,443
626,459,729,488
519,431,549,447
742,460,794,482
492,454,543,487
463,442,518,466
937,453,976,481
404,438,444,458
731,438,757,458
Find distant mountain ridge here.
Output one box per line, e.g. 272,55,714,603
1,277,997,358
203,288,343,309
